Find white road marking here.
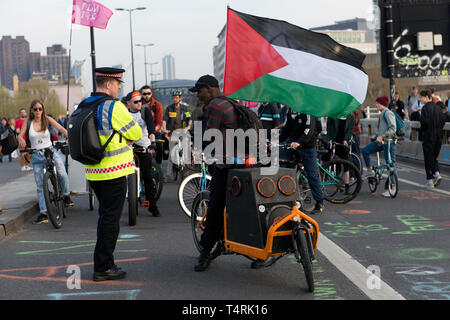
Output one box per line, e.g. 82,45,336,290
396,176,450,196
317,233,406,300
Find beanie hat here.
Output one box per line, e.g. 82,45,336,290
376,96,389,107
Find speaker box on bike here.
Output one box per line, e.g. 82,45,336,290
225,167,298,253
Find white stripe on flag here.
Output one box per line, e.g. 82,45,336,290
269,45,368,104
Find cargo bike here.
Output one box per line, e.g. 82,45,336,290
191,167,320,292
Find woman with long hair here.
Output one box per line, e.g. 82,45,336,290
18,100,74,224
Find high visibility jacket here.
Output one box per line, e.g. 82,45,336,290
83,94,142,181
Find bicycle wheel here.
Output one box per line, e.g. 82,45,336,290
387,170,399,198
349,152,363,175
293,226,314,292
321,158,362,204
43,171,64,229
368,174,379,193
178,172,212,219
152,158,164,200
88,184,95,211
191,193,209,253
127,172,138,226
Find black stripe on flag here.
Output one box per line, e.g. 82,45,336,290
231,9,367,72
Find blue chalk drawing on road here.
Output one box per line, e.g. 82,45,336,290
47,289,141,300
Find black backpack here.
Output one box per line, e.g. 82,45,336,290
219,97,264,161
68,96,117,165
0,127,19,155
220,97,263,131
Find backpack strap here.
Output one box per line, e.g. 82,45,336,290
79,96,121,150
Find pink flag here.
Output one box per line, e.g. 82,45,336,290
72,0,113,30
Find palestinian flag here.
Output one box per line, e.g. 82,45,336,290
223,8,369,118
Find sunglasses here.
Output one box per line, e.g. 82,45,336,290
133,100,142,104
33,108,43,111
142,92,152,96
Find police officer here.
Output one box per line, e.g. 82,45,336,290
82,67,142,281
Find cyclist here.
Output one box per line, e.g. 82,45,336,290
125,91,161,217
325,114,355,194
18,100,73,224
361,96,397,197
279,109,324,214
257,102,281,139
140,85,163,164
189,74,239,272
162,91,192,180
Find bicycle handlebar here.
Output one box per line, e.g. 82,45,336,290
20,141,69,155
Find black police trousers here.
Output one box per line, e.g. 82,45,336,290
199,166,228,253
90,176,127,272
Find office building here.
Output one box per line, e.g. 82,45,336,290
213,25,226,90
0,36,31,89
40,44,70,83
311,18,377,54
162,54,176,81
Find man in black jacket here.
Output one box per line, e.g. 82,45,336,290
419,90,446,188
280,109,324,214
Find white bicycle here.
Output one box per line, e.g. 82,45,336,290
177,152,212,220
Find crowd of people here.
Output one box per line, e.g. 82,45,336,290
1,67,449,279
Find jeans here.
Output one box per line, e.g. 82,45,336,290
31,148,70,213
362,141,397,174
280,146,324,204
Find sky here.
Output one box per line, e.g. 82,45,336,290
0,0,373,93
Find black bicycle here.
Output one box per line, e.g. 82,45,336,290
129,144,163,226
23,142,69,229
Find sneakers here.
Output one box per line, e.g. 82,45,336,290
310,202,323,215
21,165,32,172
425,180,435,189
93,265,126,282
433,173,442,188
63,195,74,208
33,213,48,224
381,190,391,197
194,251,212,272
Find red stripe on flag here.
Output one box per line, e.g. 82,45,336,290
223,8,288,96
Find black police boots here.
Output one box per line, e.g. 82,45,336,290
93,265,126,281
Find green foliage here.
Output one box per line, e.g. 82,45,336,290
0,80,65,119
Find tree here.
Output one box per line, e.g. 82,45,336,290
13,80,65,118
0,86,14,118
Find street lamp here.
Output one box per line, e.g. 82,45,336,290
149,62,158,87
136,43,154,85
115,7,147,91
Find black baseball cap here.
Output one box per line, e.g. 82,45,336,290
189,75,219,92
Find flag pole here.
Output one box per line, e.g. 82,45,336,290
64,15,74,172
90,26,97,93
